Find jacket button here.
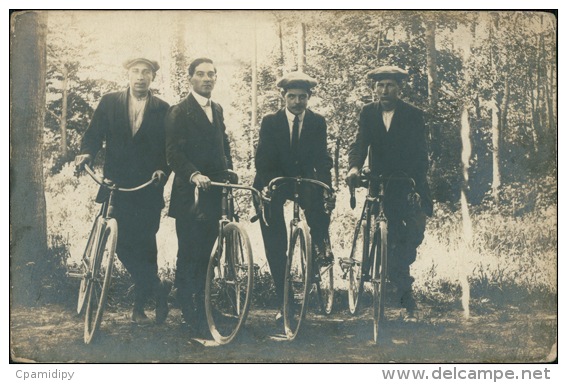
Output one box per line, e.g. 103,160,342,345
295,161,299,165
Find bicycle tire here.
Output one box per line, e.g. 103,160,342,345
315,252,334,315
283,221,312,340
372,220,388,343
77,216,102,315
348,217,368,315
84,219,117,344
205,222,254,345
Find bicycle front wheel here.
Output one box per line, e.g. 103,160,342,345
372,220,388,343
348,218,368,315
283,221,312,340
77,216,103,315
84,219,117,344
205,222,254,344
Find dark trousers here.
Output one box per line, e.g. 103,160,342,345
260,184,330,306
386,209,427,308
174,216,218,312
113,204,161,308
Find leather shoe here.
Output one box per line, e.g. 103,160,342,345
132,308,153,327
403,309,418,323
275,309,284,326
155,278,172,325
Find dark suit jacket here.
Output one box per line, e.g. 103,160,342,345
80,89,170,211
165,93,233,220
253,108,333,192
348,100,433,217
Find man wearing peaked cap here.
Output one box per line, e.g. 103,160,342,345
254,71,335,323
76,57,171,327
276,71,318,90
366,65,408,82
122,57,161,72
347,65,433,323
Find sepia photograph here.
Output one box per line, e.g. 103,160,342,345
10,9,557,366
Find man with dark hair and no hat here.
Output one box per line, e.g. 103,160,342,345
75,57,171,326
346,66,433,322
165,57,234,334
254,71,335,323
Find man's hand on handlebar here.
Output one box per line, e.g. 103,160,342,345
324,191,336,212
346,166,359,188
75,154,93,172
192,174,212,191
152,170,168,188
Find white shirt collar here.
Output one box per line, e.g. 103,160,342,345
192,90,211,107
285,108,305,123
129,88,149,102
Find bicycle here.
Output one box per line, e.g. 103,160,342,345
339,168,416,343
197,171,266,345
265,176,334,341
67,164,156,344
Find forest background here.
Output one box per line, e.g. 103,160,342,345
11,10,557,319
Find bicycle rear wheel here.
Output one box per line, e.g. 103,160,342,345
372,220,388,343
314,253,334,315
283,221,312,340
77,216,102,315
84,219,117,344
348,217,368,315
205,222,254,344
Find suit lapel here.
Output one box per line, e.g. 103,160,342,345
275,109,292,153
387,101,404,135
117,89,133,141
298,109,313,156
133,91,156,139
187,93,214,132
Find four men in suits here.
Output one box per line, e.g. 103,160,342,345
253,72,335,321
347,66,432,322
77,58,429,330
165,58,233,331
76,58,171,326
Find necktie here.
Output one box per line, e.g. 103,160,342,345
291,116,300,159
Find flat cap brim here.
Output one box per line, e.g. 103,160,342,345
367,66,408,81
123,58,160,72
277,72,317,89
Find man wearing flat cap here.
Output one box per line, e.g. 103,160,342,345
254,71,334,323
346,66,433,322
76,57,171,326
165,58,234,333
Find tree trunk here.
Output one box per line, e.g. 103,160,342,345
491,100,501,204
61,63,68,160
334,136,340,191
298,22,305,71
277,19,285,109
251,20,258,167
425,20,439,109
545,63,557,161
10,11,48,306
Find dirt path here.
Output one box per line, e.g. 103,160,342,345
10,297,556,363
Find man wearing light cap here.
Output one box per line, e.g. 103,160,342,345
76,57,171,326
254,71,334,323
347,66,433,322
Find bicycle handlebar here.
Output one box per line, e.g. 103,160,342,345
349,169,416,209
267,176,333,196
84,164,156,192
193,177,270,225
